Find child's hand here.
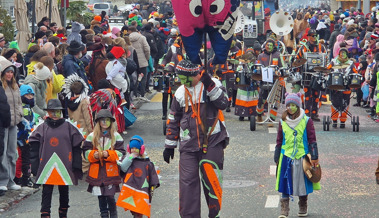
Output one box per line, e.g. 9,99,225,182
94,151,99,159
102,151,109,158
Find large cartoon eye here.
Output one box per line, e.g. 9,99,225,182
189,0,202,17
210,0,225,15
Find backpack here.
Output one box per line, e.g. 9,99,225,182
126,58,137,75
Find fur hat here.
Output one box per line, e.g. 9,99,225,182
110,46,125,59
285,92,302,108
176,60,201,76
129,135,144,150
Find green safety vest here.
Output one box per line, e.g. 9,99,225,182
281,116,309,160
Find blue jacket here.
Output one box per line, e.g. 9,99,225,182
62,54,88,85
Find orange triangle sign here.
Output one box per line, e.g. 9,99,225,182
45,168,66,185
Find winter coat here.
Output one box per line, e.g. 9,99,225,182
62,54,88,85
129,32,150,68
24,74,47,117
161,43,185,72
3,85,23,127
86,58,109,91
152,30,166,60
82,131,125,186
67,97,94,136
329,29,341,50
165,79,229,152
142,30,157,59
257,50,283,67
0,81,11,128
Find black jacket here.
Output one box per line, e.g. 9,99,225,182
0,81,11,128
142,30,158,59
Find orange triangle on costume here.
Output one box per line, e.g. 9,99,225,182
116,184,151,217
45,168,66,185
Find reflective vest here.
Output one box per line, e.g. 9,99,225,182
280,116,309,159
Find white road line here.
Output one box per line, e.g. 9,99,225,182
270,165,277,175
269,144,276,152
268,127,277,134
265,195,280,208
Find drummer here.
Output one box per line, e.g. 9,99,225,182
256,38,283,123
326,47,358,128
294,29,327,121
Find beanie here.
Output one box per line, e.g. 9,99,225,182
9,41,20,51
285,92,301,108
110,46,125,59
20,84,35,96
34,64,51,81
94,15,102,22
176,60,201,76
129,135,144,150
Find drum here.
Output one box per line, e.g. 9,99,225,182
270,65,280,80
251,64,262,81
162,75,171,90
153,75,163,90
310,74,326,91
279,67,289,78
235,71,248,87
261,81,274,90
327,72,344,90
348,74,363,88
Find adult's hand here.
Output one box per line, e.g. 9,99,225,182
163,148,175,164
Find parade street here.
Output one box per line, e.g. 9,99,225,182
1,92,378,217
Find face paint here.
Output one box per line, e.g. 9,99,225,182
48,110,61,119
100,118,111,129
178,74,193,87
266,42,274,52
340,51,347,59
286,103,298,114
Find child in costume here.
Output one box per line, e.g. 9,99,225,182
29,99,84,218
14,84,36,187
274,93,320,218
117,135,160,218
82,109,125,218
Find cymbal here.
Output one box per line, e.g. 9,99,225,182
332,64,350,69
292,58,307,67
313,67,328,72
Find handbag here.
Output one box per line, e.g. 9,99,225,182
303,154,322,183
123,106,137,128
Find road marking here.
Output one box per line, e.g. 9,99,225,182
269,144,276,152
270,165,276,175
268,127,277,134
265,195,280,208
150,92,162,102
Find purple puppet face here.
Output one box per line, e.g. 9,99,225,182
172,0,240,64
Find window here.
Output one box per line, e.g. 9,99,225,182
94,4,110,9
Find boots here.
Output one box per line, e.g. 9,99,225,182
279,198,289,218
41,212,50,218
298,195,308,217
58,207,68,218
100,212,109,218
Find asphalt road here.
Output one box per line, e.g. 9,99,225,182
1,92,378,218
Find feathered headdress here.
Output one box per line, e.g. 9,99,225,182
62,74,89,103
89,89,118,115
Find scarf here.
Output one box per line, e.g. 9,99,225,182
285,108,305,129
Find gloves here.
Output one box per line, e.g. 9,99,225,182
200,71,215,91
274,146,281,164
163,148,175,164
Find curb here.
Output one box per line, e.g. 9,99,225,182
0,187,40,213
133,89,158,110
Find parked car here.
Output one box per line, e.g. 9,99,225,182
93,2,113,16
87,0,103,12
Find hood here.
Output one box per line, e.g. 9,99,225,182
67,96,80,111
0,56,15,76
71,22,81,33
129,32,143,42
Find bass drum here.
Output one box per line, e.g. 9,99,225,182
310,74,326,91
235,71,249,87
327,72,344,90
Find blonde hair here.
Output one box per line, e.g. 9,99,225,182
92,120,117,151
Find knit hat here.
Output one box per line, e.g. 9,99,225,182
20,84,35,96
94,15,102,22
110,46,125,59
285,92,301,108
129,135,144,150
9,41,20,51
111,27,120,39
34,64,51,81
253,41,262,51
176,60,201,76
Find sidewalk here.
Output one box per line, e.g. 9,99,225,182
0,186,39,213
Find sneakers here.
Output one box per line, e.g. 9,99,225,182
139,97,150,102
353,103,361,107
8,184,21,190
0,186,8,191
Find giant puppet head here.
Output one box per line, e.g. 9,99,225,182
172,0,240,64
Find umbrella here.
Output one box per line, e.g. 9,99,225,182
35,0,48,25
15,0,32,53
50,0,62,27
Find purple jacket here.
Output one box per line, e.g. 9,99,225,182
165,78,229,152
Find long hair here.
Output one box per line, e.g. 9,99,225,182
281,105,301,121
1,68,18,90
89,49,106,76
92,121,117,151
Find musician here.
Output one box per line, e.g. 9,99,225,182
326,47,358,128
256,38,283,123
160,36,186,120
295,29,327,121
